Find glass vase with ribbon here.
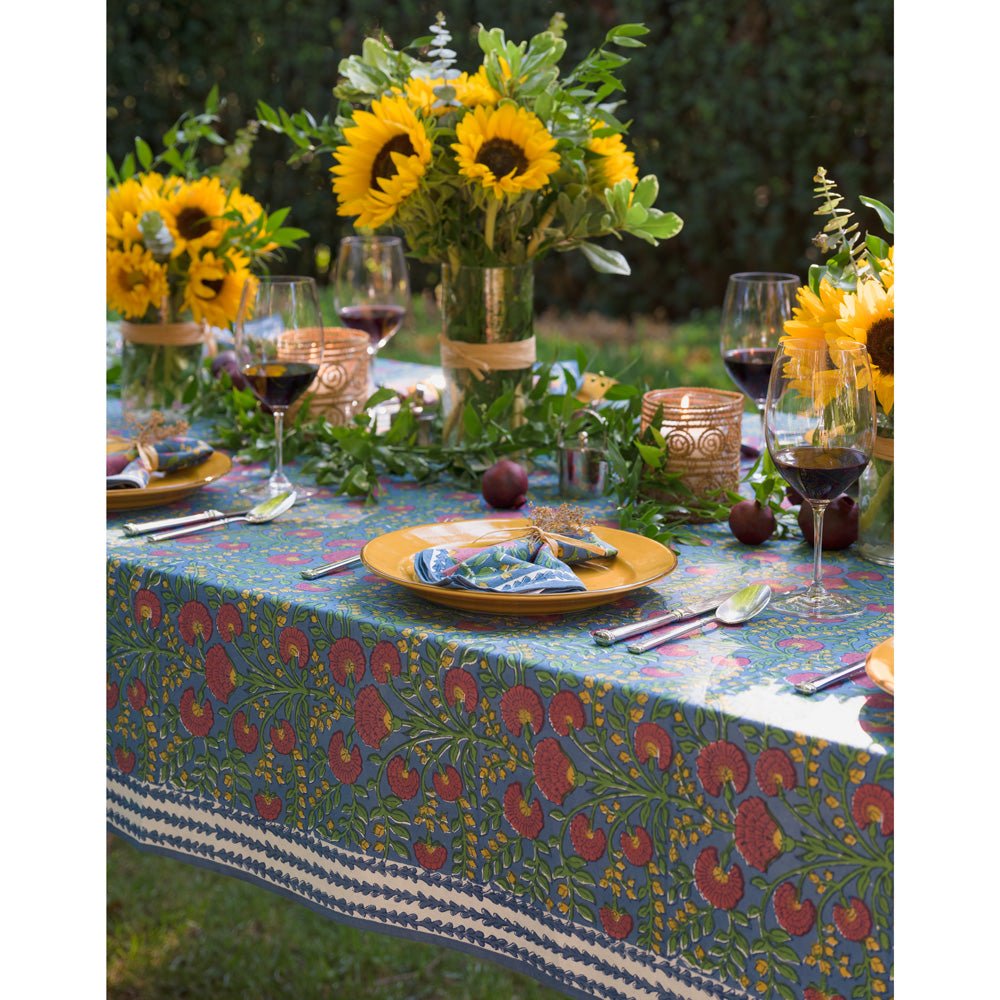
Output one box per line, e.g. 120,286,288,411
438,262,535,445
857,407,893,565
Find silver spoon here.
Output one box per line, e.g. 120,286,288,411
147,490,296,541
627,583,772,653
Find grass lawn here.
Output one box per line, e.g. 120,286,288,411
107,304,737,998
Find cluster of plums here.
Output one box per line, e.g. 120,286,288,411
728,488,858,549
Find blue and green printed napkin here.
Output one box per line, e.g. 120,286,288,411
412,528,618,594
106,436,214,489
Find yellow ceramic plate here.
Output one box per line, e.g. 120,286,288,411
106,438,233,512
865,637,894,695
360,518,678,614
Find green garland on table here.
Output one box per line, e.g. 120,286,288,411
174,356,791,549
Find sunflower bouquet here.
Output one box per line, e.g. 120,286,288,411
262,12,681,438
782,167,895,563
107,91,306,420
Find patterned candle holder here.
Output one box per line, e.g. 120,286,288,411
280,327,370,425
641,387,744,500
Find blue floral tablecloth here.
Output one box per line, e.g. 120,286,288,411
106,364,893,1000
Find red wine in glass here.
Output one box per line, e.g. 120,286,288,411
722,347,778,407
338,304,406,352
772,445,869,503
243,362,319,410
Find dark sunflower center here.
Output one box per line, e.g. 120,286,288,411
371,134,415,187
176,206,212,241
120,269,146,292
867,317,894,375
202,277,225,298
477,138,528,178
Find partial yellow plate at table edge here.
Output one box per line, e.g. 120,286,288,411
106,437,233,511
865,636,894,695
360,518,678,614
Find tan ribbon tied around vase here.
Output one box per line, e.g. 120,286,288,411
121,320,210,347
438,334,537,382
873,435,894,462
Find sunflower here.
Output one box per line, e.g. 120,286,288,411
452,103,559,200
106,172,171,248
782,279,847,348
331,95,433,229
836,277,894,412
106,244,168,319
586,124,639,194
159,176,229,257
225,188,278,253
184,250,252,327
876,245,894,289
455,67,501,107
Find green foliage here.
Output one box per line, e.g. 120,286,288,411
107,0,892,319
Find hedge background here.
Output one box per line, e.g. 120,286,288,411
107,0,893,321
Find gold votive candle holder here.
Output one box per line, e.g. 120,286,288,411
280,326,370,425
640,387,745,500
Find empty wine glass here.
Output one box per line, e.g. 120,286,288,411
765,338,876,619
720,272,800,453
234,275,324,500
333,235,410,395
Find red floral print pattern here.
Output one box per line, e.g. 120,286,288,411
329,637,365,685
851,784,893,835
179,688,214,737
126,679,147,711
178,600,212,645
697,740,750,796
599,906,633,940
432,765,463,802
548,690,585,736
233,710,259,753
204,645,236,703
355,685,392,748
215,603,243,641
114,747,136,773
773,881,817,936
634,722,673,770
133,589,161,628
755,747,798,795
254,792,282,821
569,813,607,861
832,897,873,941
443,667,478,714
387,756,420,800
734,796,783,872
107,679,119,710
269,720,296,755
693,846,745,910
620,825,654,867
414,840,448,870
370,640,402,683
503,782,544,839
279,626,309,667
328,731,362,784
500,685,544,737
804,988,846,1000
533,738,576,805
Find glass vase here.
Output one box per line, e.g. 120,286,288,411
857,408,894,566
439,262,535,445
120,321,205,425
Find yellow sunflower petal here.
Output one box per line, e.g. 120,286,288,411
107,244,168,319
184,250,251,327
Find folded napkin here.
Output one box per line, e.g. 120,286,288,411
411,527,618,595
106,436,214,490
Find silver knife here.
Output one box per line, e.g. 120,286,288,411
591,594,730,646
300,554,363,580
793,662,868,696
124,508,236,536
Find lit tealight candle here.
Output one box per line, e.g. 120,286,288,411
641,386,745,498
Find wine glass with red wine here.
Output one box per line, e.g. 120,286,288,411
765,338,876,619
333,235,410,395
234,275,325,500
720,272,800,453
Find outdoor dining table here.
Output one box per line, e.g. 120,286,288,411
106,361,894,1000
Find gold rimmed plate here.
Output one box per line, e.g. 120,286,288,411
360,518,678,614
106,438,233,512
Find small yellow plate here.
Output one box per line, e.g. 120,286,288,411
865,636,894,695
360,518,678,615
106,438,233,512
